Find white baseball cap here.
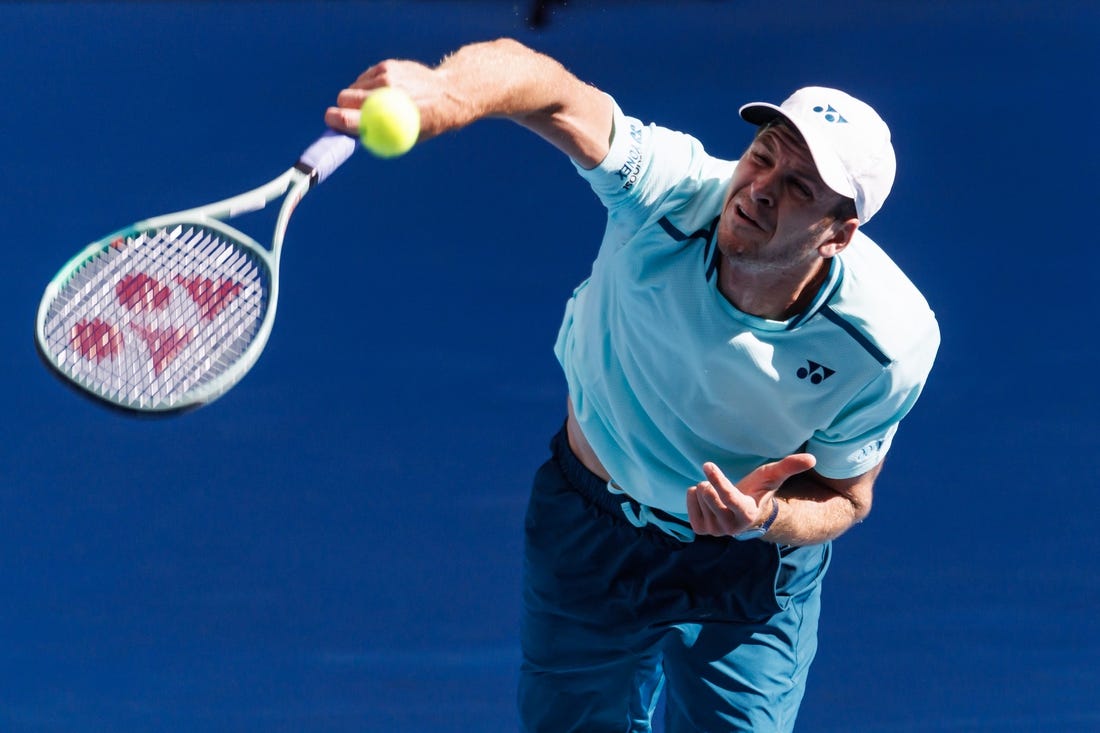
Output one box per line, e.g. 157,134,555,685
739,87,896,224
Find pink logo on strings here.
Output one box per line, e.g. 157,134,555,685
116,273,170,312
175,276,243,321
72,270,246,375
70,318,124,362
130,323,194,376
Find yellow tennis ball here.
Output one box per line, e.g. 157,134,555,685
358,87,420,158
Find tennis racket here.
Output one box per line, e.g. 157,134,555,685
34,130,357,414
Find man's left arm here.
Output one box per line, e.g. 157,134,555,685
687,457,880,546
694,318,938,546
767,465,879,546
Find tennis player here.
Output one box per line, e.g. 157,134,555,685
327,38,939,732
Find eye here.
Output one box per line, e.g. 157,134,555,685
790,178,813,199
751,150,772,166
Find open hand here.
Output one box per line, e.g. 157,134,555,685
686,454,816,537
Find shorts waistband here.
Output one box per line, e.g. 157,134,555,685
549,424,695,543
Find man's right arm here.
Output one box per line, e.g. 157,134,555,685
325,38,613,168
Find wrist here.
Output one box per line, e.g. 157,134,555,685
734,497,780,541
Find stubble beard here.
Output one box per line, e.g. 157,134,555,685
716,226,816,275
716,204,838,276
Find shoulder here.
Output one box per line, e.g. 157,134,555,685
828,231,940,374
577,97,736,214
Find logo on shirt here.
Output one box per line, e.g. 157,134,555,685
616,122,644,191
850,439,884,463
796,360,835,384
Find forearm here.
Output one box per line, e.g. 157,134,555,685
327,38,612,166
765,472,874,546
432,38,611,164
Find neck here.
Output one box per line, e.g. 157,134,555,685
717,257,830,321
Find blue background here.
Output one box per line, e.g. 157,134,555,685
3,1,1098,731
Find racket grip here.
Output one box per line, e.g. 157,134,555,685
298,131,357,185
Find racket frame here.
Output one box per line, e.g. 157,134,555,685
35,133,349,414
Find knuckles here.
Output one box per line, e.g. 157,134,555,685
336,89,365,108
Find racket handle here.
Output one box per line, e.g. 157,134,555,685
297,131,357,186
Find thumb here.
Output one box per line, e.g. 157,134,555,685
768,453,817,482
740,453,817,499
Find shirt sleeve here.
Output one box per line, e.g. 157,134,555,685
573,96,715,227
807,328,940,479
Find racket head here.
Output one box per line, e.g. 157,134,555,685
35,218,278,414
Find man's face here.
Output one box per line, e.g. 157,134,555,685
716,122,853,272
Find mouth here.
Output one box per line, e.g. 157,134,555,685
734,202,764,230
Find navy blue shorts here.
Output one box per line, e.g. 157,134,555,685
518,425,831,732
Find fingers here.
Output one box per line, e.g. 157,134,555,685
687,481,738,536
338,60,422,103
325,61,402,134
325,106,359,136
327,59,451,139
326,86,389,135
687,455,815,537
346,61,395,93
701,462,762,512
336,88,368,109
702,461,734,492
689,463,757,536
326,75,388,134
353,64,385,87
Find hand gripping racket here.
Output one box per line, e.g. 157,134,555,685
35,131,357,414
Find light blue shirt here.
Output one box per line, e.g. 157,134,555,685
554,100,940,518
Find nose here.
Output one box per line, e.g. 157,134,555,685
750,170,778,207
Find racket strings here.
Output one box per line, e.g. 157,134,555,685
40,224,269,409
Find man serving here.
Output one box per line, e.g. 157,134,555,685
327,38,939,733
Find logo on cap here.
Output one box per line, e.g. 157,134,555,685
812,105,848,124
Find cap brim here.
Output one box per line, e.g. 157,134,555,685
739,102,785,127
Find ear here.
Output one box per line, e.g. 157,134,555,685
817,217,858,258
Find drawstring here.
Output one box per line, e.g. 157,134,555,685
609,481,696,542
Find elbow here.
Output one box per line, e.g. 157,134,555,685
847,463,880,526
491,37,523,47
852,494,872,525
488,37,532,55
